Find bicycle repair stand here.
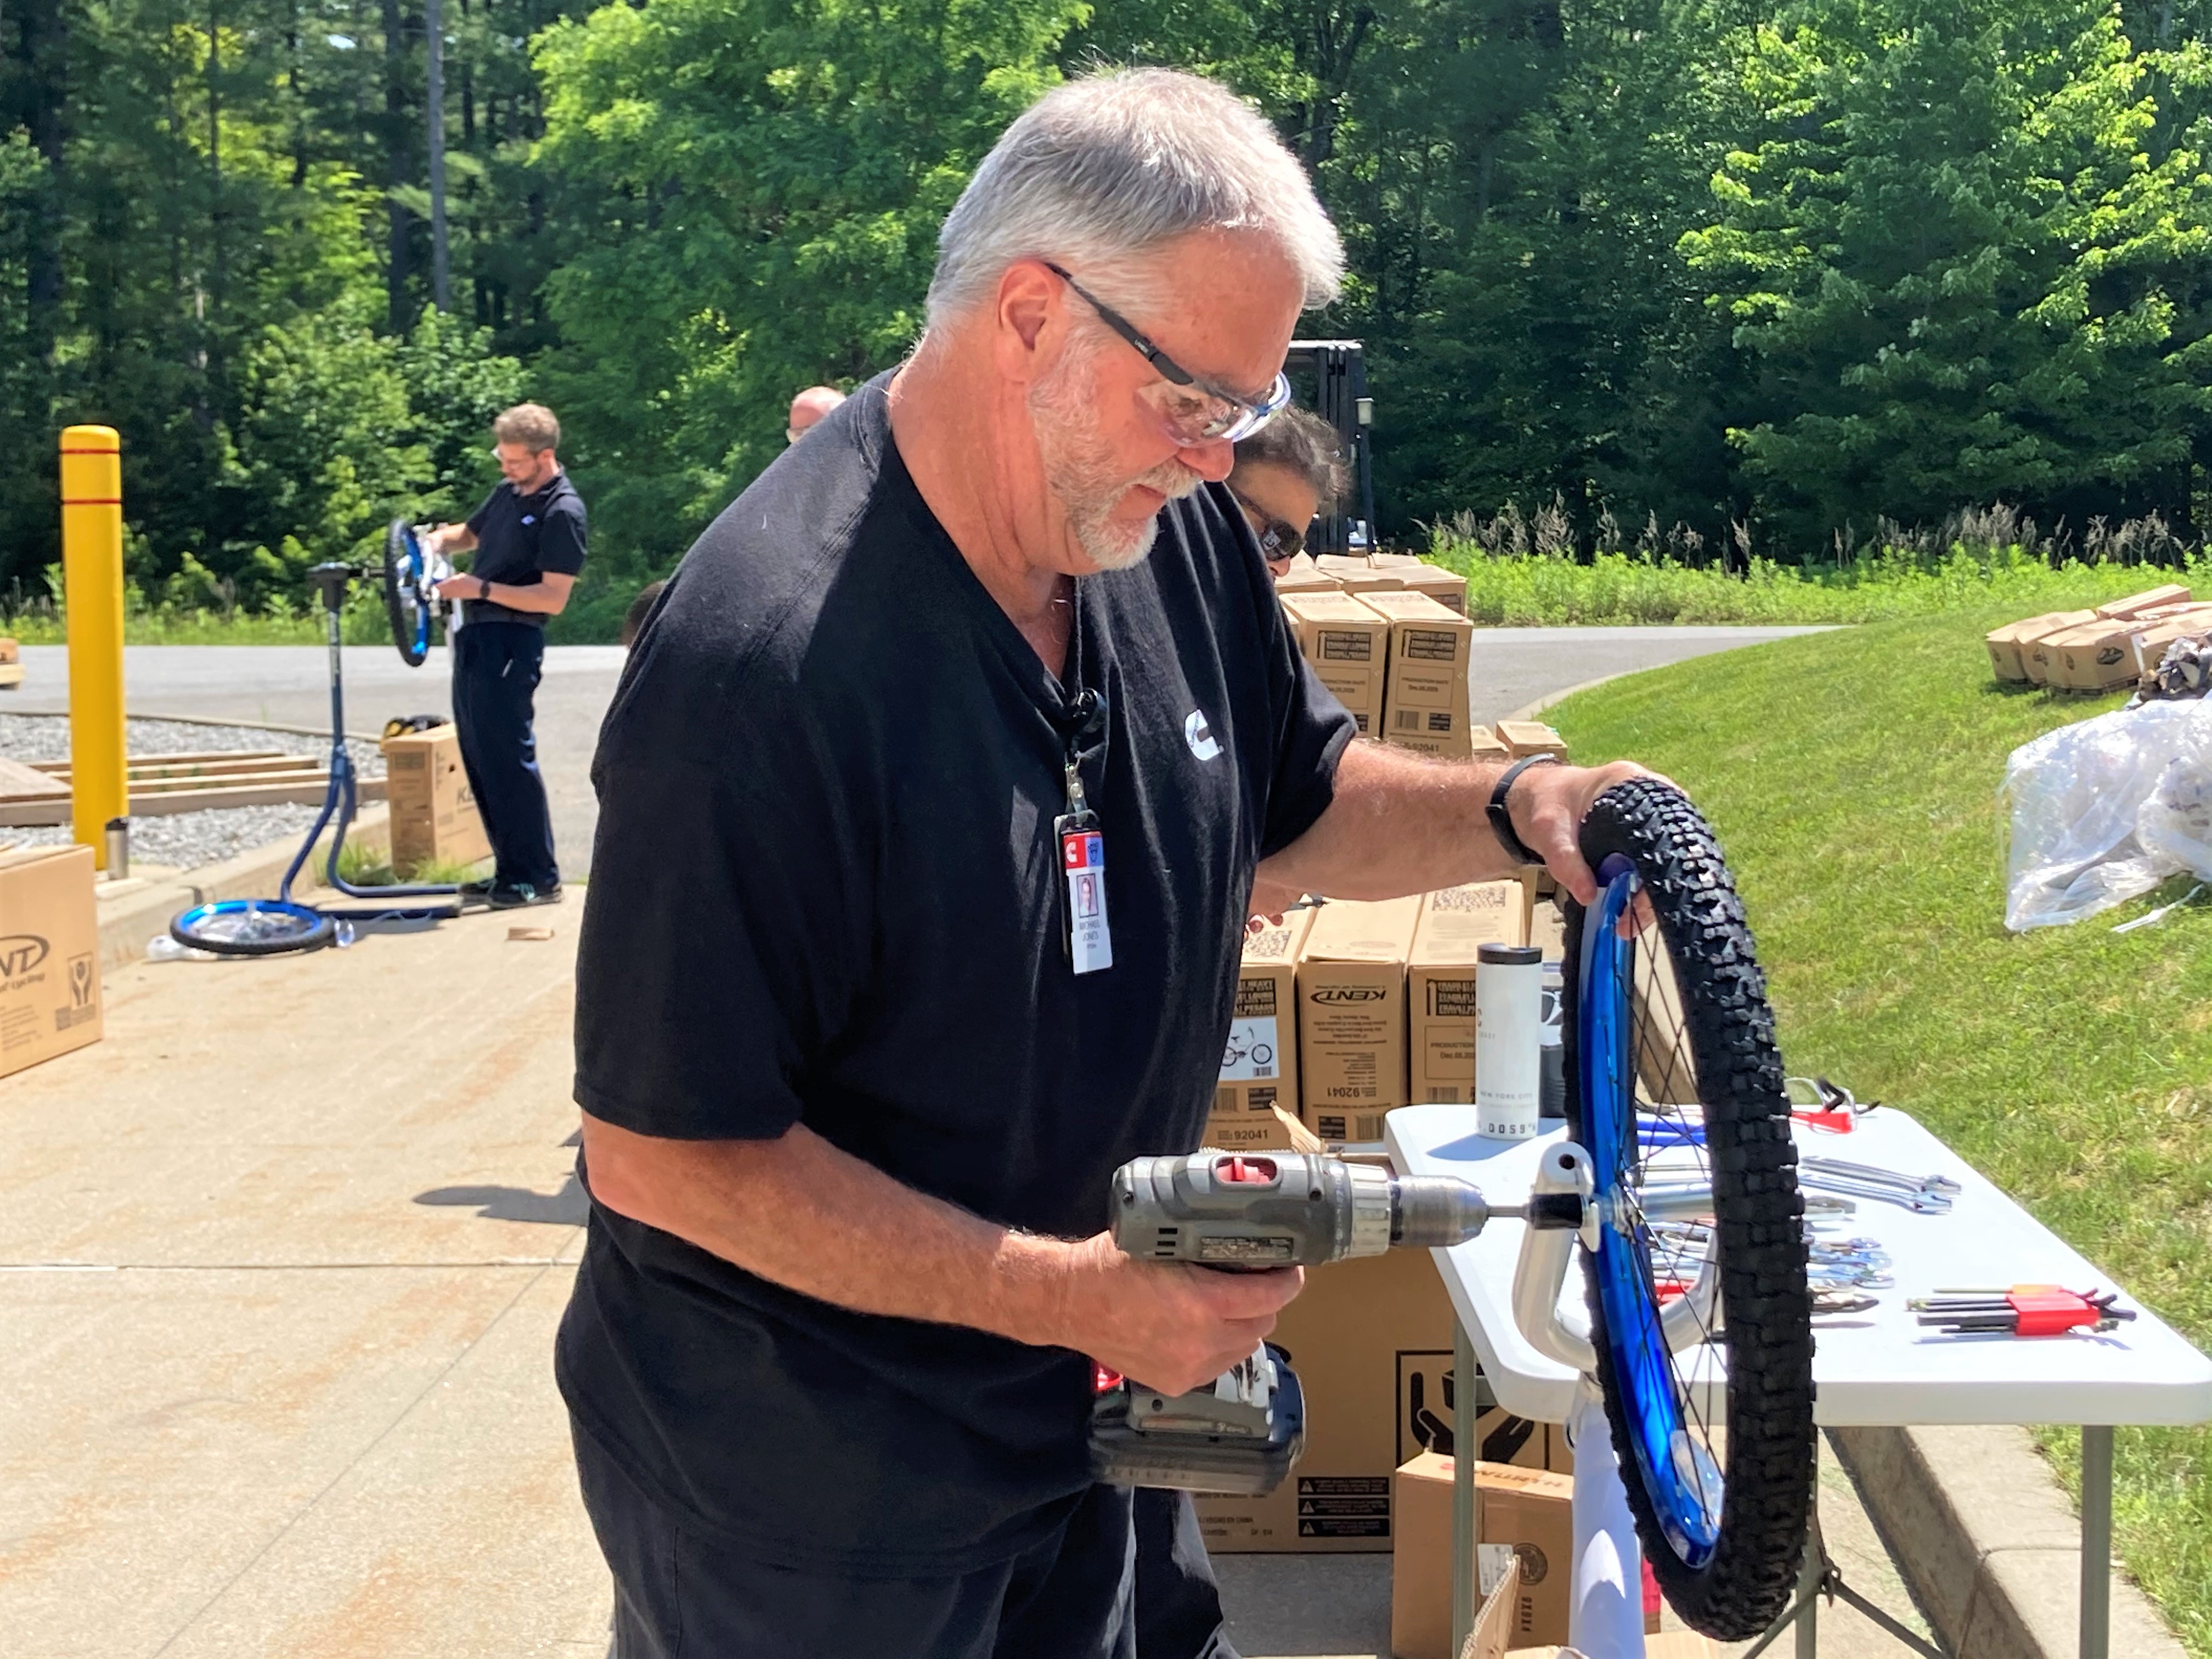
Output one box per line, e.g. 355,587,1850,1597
286,561,467,926
1464,1141,1946,1659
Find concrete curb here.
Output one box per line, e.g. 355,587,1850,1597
3,706,385,743
1503,673,1634,724
93,806,391,973
1830,1425,2182,1659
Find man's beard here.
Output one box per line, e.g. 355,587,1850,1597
1029,347,1201,572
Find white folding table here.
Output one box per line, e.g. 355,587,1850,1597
1385,1104,2212,1658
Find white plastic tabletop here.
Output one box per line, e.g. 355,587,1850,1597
1385,1103,2212,1429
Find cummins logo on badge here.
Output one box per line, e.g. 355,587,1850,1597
0,934,49,977
1183,709,1222,761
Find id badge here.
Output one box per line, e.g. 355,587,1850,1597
1056,810,1113,975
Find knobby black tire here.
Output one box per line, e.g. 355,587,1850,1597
384,517,428,668
1561,777,1814,1639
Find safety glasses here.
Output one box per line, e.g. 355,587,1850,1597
1046,263,1292,447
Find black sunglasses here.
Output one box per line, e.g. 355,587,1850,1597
1228,485,1305,564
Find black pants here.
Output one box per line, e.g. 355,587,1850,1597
451,620,557,889
572,1427,1234,1659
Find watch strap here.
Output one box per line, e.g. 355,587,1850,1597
1488,753,1561,866
478,576,492,601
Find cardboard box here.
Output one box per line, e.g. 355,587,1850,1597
2050,619,2157,691
1493,720,1565,760
1216,908,1313,1120
0,844,103,1081
1468,725,1511,762
1409,882,1533,1105
1316,554,1408,598
380,723,492,870
1201,1103,1325,1152
1282,592,1392,735
2017,610,2099,685
1273,553,1339,595
1392,1454,1575,1656
2131,607,2212,676
1296,895,1421,1143
1372,554,1471,615
1366,592,1476,758
1984,611,2086,681
2095,583,2192,620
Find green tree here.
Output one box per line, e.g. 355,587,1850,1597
1683,0,2212,546
531,0,1082,577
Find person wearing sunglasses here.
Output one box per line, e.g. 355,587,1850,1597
563,66,1658,1659
1228,405,1349,574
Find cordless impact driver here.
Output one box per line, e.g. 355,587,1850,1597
1086,1150,1564,1495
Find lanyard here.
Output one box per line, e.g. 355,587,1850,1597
1051,590,1113,975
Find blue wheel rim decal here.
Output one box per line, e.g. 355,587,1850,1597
176,899,328,944
1580,860,1723,1567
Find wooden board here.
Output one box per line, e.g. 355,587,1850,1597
0,755,68,805
27,749,291,776
0,774,385,827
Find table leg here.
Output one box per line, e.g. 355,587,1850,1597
1452,1317,1477,1655
2080,1426,2113,1659
1795,1510,1822,1659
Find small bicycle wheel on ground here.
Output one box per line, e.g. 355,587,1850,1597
171,899,337,957
1561,777,1815,1640
383,517,431,667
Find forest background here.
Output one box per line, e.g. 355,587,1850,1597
6,0,2212,639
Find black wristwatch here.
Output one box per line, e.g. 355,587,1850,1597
478,576,492,601
1488,753,1561,865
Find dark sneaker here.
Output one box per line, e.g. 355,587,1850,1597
488,881,563,910
458,877,499,904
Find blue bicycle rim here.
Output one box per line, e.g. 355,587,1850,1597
173,898,332,951
1580,859,1724,1568
398,527,431,657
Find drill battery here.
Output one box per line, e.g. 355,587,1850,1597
1087,1345,1306,1496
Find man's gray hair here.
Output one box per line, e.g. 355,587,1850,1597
927,69,1344,329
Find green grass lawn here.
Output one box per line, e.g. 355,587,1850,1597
1547,604,2212,1656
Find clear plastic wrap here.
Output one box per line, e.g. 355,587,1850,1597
2001,698,2212,930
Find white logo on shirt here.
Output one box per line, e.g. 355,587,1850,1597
521,514,537,526
1184,710,1223,761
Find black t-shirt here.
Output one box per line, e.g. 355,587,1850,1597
463,471,588,625
556,377,1356,1576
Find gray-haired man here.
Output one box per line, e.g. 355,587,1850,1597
560,67,1648,1658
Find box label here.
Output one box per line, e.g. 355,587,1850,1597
1296,1476,1390,1538
1220,1017,1282,1082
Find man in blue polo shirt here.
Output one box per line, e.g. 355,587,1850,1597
424,402,586,907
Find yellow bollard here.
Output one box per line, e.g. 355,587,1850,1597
59,426,128,867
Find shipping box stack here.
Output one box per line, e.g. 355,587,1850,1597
1208,908,1314,1152
1983,608,2096,684
1369,553,1472,615
1408,881,1534,1105
0,844,102,1080
1296,895,1420,1144
380,723,492,871
2041,586,2199,691
1313,553,1403,599
2130,605,2212,680
1195,1248,1567,1554
1273,553,1339,596
1279,591,1391,736
1365,591,1476,758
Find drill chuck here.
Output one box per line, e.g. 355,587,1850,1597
1111,1152,1501,1267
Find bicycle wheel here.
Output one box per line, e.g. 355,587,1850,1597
383,517,431,667
1561,777,1813,1639
171,899,337,957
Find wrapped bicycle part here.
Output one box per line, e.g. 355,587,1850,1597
2002,698,2212,930
1562,778,1814,1640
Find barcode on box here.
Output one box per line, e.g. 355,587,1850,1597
1395,710,1420,730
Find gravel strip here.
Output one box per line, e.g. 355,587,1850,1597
0,714,387,873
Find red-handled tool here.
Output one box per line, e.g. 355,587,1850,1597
1910,1285,2136,1337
